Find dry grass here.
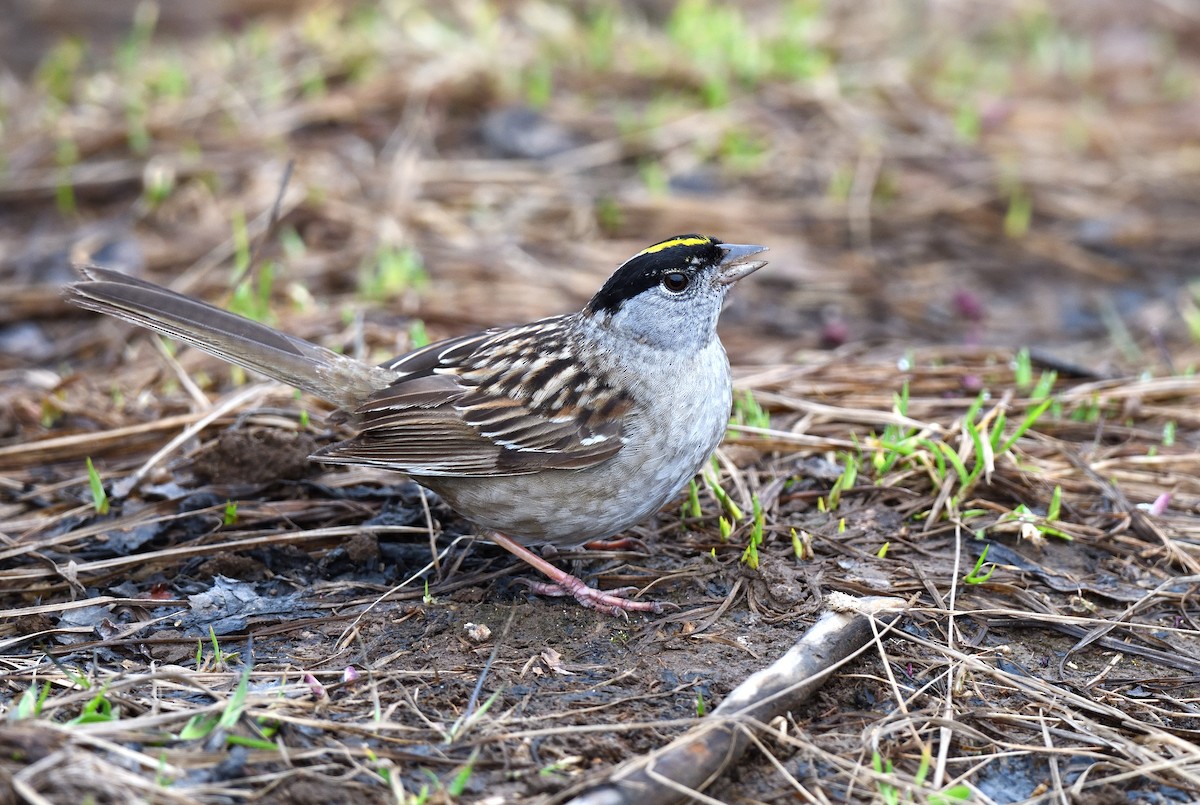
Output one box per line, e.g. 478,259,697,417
3,1,1200,802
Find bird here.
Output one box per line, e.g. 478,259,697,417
66,235,768,615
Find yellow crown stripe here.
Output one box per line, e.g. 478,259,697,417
637,236,711,256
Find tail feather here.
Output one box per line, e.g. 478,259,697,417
66,266,397,410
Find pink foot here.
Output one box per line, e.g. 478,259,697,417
486,531,675,617
516,578,671,617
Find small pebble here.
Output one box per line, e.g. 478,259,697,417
464,622,492,643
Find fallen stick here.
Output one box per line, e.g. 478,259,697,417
564,594,908,805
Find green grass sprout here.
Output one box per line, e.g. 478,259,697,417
740,495,765,569
362,245,428,300
683,478,702,520
12,681,53,721
86,457,109,515
730,388,770,429
67,687,120,726
964,544,995,583
447,749,480,797
408,319,431,349
704,458,743,521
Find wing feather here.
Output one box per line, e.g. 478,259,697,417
312,316,632,476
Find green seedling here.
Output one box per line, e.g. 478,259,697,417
827,165,854,201
36,37,86,103
447,690,502,743
408,319,430,349
142,160,176,208
1003,187,1032,237
595,197,623,234
364,747,392,785
871,382,919,476
718,130,767,172
180,660,274,749
584,5,616,69
791,528,812,560
223,500,238,526
230,208,251,278
67,687,120,726
740,495,765,570
46,667,110,726
1046,484,1062,521
210,626,225,667
996,397,1053,456
55,136,79,215
539,757,582,778
637,160,669,195
1013,347,1032,389
446,749,480,797
873,748,971,804
874,752,900,805
230,261,277,324
954,102,981,142
146,56,190,101
279,226,307,260
523,60,553,108
826,452,858,509
1013,348,1057,399
114,1,157,71
730,388,770,430
704,457,743,521
917,744,973,803
866,380,1057,527
1068,396,1103,423
361,245,428,300
1030,369,1057,400
196,626,239,671
125,95,150,154
155,753,173,787
682,478,702,520
11,681,52,722
964,544,995,584
996,499,1072,542
86,457,109,515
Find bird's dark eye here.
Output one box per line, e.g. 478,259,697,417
661,272,689,293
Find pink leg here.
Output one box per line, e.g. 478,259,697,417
486,531,674,617
582,536,650,553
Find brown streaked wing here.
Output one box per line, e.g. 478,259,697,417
311,315,632,477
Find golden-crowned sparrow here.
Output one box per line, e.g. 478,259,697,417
67,235,768,615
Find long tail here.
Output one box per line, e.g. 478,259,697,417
66,266,398,410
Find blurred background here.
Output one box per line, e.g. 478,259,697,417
2,0,1199,386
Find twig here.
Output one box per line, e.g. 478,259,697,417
563,595,907,805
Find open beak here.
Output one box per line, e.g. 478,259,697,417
715,243,769,285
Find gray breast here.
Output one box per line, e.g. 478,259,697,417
421,338,732,546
